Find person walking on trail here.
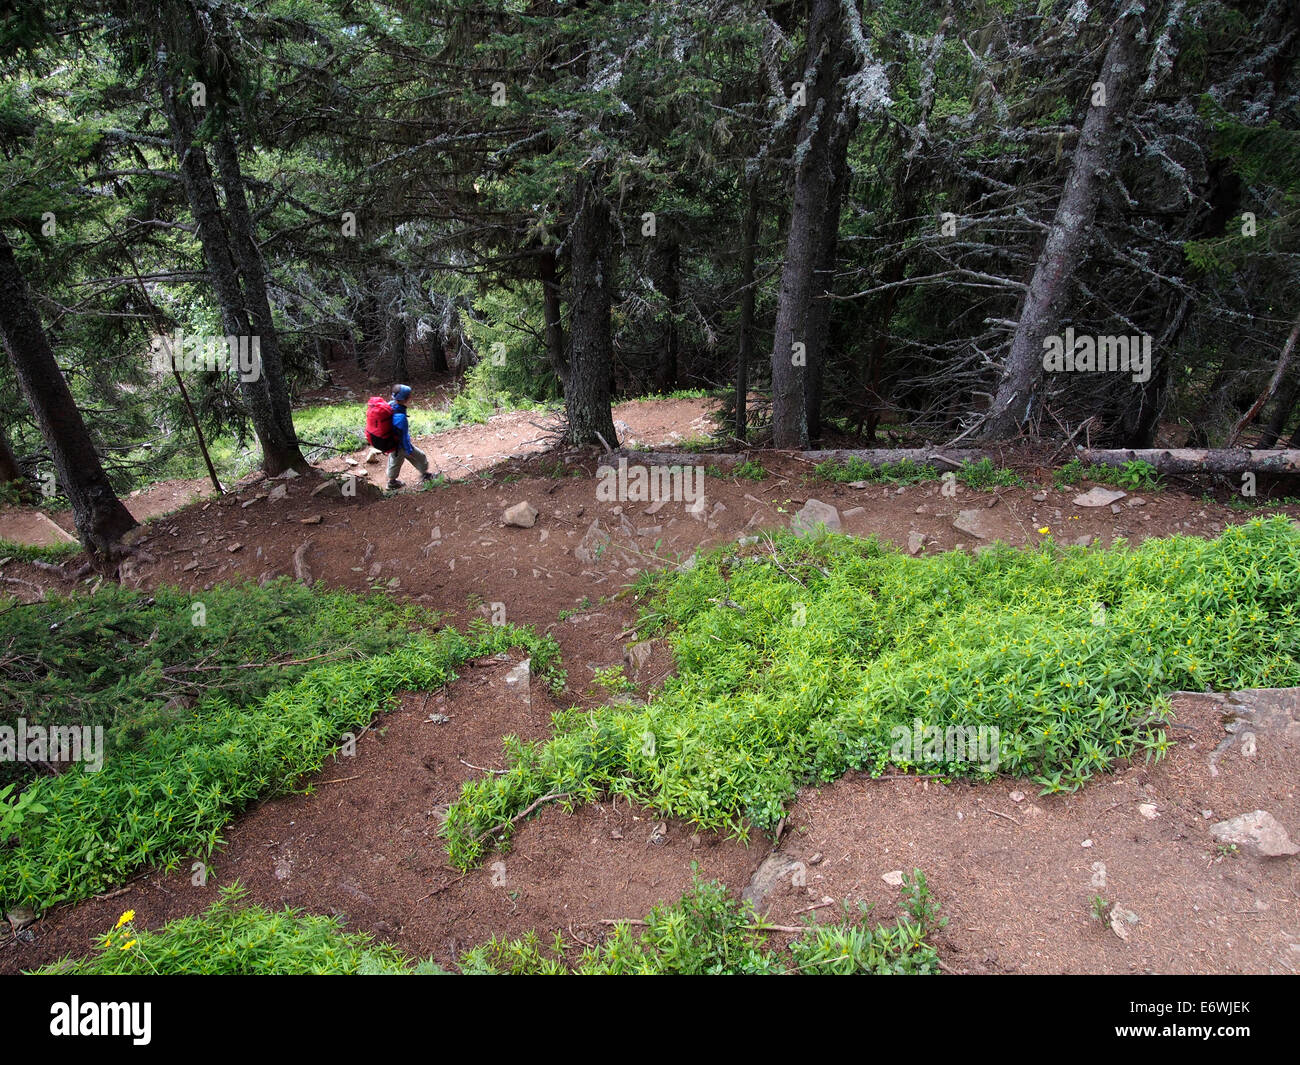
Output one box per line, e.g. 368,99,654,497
364,384,438,491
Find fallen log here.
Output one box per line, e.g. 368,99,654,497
1078,448,1300,475
603,447,1300,477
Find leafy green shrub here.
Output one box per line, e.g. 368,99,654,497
444,518,1300,867
1053,457,1161,492
32,884,446,975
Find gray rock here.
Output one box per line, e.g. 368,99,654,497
268,483,288,503
1073,486,1126,507
1032,491,1048,502
574,520,610,564
311,479,343,500
503,501,538,528
953,508,999,540
624,640,654,677
1210,810,1299,857
742,851,806,908
907,530,926,555
792,498,841,536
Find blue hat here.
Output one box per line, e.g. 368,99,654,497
392,384,412,401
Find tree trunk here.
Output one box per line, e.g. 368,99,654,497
653,237,680,394
734,178,760,442
564,172,620,448
978,16,1140,441
770,0,854,449
155,20,306,477
539,246,567,390
1228,308,1300,446
804,102,855,442
0,422,25,494
210,125,307,473
0,231,137,564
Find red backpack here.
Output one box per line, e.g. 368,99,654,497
364,397,399,452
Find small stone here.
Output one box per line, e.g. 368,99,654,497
182,560,199,572
6,906,38,931
792,499,841,536
1032,491,1048,502
907,530,926,555
611,829,623,840
624,640,653,677
227,543,243,553
268,483,288,503
1210,810,1299,857
881,870,905,887
300,515,323,525
1090,861,1107,889
1239,732,1257,758
1073,486,1126,507
311,479,343,499
1081,839,1093,848
504,501,538,528
1110,503,1123,515
1138,803,1159,820
426,713,449,725
914,504,930,515
277,468,301,479
809,852,823,865
842,506,865,519
953,508,999,540
1009,790,1025,803
1126,497,1146,507
687,497,709,521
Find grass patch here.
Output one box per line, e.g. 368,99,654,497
443,518,1300,868
813,456,1023,489
33,884,447,975
0,538,82,563
0,583,561,912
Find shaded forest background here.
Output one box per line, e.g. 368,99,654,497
2,0,1299,563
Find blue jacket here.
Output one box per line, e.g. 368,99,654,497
390,402,414,453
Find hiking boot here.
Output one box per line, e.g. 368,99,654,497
420,471,435,482
386,479,401,491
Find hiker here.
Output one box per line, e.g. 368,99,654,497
364,384,437,490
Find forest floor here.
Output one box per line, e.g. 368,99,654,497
2,380,1299,974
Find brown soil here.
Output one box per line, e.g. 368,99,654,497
2,403,1299,974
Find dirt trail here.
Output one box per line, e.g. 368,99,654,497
0,397,715,545
3,406,1300,973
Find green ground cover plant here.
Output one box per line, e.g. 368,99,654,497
37,871,942,976
812,456,1022,489
0,583,560,912
444,518,1300,868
